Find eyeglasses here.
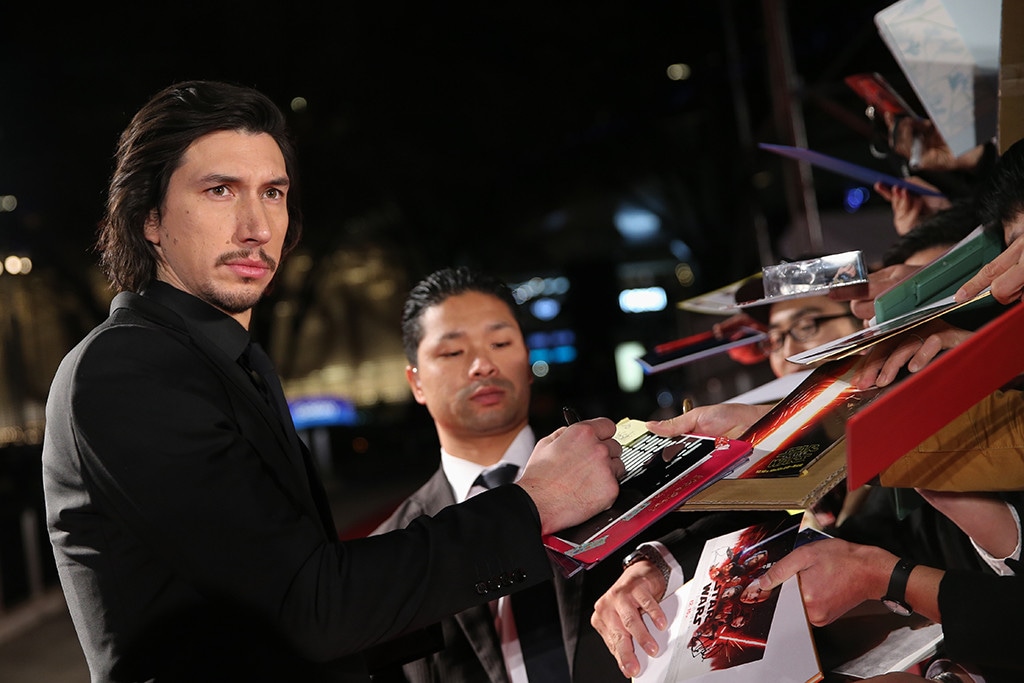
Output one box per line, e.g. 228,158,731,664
759,314,856,354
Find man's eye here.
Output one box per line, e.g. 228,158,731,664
439,350,462,358
492,341,511,349
265,187,284,200
209,186,229,196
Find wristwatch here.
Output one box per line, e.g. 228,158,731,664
929,673,965,683
881,558,916,616
622,544,672,591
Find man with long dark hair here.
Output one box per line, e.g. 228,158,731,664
41,81,624,683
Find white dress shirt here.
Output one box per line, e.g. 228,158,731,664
440,425,541,683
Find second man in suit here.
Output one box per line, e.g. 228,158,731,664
374,266,626,682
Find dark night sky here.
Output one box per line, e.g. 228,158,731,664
0,1,930,474
0,1,906,291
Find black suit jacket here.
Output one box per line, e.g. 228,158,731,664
939,564,1024,681
42,287,555,683
927,494,1024,681
372,466,626,683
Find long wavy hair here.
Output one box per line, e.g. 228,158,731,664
96,80,303,292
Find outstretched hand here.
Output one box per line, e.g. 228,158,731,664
754,538,895,626
851,320,972,389
873,178,949,236
956,233,1024,305
591,560,669,679
646,403,769,441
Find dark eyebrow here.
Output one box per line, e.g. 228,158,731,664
770,307,826,327
198,173,290,187
436,321,514,343
485,321,514,333
437,330,467,343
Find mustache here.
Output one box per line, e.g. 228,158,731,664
464,378,514,396
216,248,278,272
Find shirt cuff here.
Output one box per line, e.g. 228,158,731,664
971,501,1021,576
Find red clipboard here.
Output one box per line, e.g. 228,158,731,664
845,301,1024,490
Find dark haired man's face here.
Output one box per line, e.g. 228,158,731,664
144,130,289,328
407,291,532,444
766,296,860,378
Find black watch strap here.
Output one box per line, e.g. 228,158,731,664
881,558,916,616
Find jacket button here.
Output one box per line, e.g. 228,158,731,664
475,582,488,595
511,569,527,583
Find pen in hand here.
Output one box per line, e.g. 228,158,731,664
562,406,581,426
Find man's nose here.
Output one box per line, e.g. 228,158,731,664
469,352,498,377
236,197,272,245
780,333,807,358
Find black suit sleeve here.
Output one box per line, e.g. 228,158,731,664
45,322,553,665
938,570,1024,673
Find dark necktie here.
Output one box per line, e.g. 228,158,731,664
240,342,294,428
472,462,520,490
473,463,572,682
513,580,572,682
240,349,273,409
239,343,307,475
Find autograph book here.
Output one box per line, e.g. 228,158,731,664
846,299,1024,490
845,72,923,120
759,143,945,197
675,275,762,315
727,356,889,480
637,329,767,375
740,251,869,308
542,420,752,577
787,287,993,366
873,225,1002,323
633,516,822,683
681,356,892,511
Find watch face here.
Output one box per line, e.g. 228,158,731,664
881,598,912,617
622,551,642,569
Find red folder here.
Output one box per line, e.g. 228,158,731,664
845,301,1024,489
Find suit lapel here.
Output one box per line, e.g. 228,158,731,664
412,471,510,682
236,345,313,494
553,572,585,677
455,606,509,683
112,293,328,531
220,352,330,530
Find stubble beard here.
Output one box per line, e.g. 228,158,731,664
199,281,268,314
205,248,277,314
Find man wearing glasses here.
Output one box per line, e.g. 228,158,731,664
757,295,862,379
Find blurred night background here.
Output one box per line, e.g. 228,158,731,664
0,1,925,671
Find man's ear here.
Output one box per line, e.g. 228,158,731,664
405,365,427,405
144,209,161,246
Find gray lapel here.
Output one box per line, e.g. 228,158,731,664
553,571,585,676
414,470,511,683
